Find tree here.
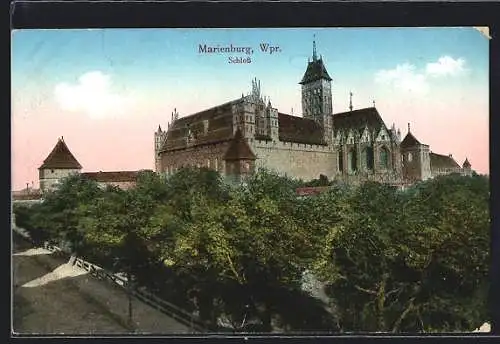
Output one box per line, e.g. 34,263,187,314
314,175,490,332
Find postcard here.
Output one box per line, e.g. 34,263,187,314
11,27,490,335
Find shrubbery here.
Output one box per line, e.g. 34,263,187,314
13,168,490,332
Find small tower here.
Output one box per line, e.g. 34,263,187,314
266,99,279,141
223,128,257,184
462,157,472,176
154,125,167,172
399,125,431,182
300,36,333,144
38,137,82,192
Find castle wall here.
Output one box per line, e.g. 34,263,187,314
39,168,81,192
251,139,336,181
159,142,231,175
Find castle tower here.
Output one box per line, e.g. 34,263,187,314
154,125,166,172
462,157,472,176
300,36,333,144
38,136,82,192
399,123,431,182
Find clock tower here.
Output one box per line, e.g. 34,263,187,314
300,37,333,144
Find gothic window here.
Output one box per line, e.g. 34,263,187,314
362,147,374,170
215,158,219,171
380,147,390,169
408,152,413,162
348,149,357,172
338,150,343,172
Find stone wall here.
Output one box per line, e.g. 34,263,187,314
252,139,336,181
39,168,80,192
160,142,231,175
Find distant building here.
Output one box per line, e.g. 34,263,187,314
37,137,143,193
155,39,473,185
38,136,82,192
81,171,140,190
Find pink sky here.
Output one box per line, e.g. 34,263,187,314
11,28,489,190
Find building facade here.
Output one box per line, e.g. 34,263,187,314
155,40,473,185
38,137,83,192
37,137,143,193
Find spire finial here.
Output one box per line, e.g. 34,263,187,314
408,123,411,133
312,34,318,61
349,92,353,112
373,100,376,108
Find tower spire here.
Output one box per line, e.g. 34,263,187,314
349,92,353,112
312,34,318,61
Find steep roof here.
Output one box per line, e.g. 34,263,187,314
463,158,471,168
430,153,461,170
299,58,332,84
81,171,140,183
39,137,82,170
161,99,240,152
224,129,256,161
278,113,327,145
400,132,422,148
332,107,387,137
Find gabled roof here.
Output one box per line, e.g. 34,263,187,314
81,171,140,183
39,137,82,170
463,158,471,168
400,132,422,148
430,153,461,170
161,99,240,152
224,129,256,161
278,113,327,145
332,107,387,138
299,58,332,84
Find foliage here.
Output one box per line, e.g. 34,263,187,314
314,175,490,332
15,169,490,333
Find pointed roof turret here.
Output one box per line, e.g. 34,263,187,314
224,128,256,161
463,158,471,168
312,34,318,61
299,37,332,84
39,137,82,170
157,124,162,132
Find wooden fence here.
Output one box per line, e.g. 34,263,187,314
14,226,208,332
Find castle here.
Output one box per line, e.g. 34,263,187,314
154,40,472,185
28,40,473,196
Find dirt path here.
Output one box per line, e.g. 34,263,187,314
13,240,130,335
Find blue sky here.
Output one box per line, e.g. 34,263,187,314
11,28,490,189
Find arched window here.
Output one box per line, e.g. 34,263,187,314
348,149,357,172
338,150,343,172
408,152,413,162
380,147,390,169
362,147,374,170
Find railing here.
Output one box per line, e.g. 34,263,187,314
70,256,207,332
13,225,207,332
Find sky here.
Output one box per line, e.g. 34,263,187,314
11,28,489,190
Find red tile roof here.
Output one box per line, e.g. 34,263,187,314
430,153,460,169
332,107,388,138
296,186,330,196
161,100,239,152
223,129,256,161
400,132,422,148
278,113,326,145
81,171,140,183
39,137,82,170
